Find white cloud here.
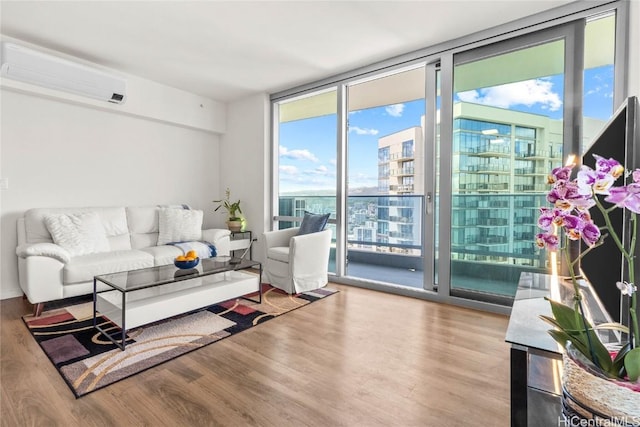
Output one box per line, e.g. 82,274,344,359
278,172,335,192
313,165,329,175
385,104,405,117
457,79,562,111
348,172,377,188
329,158,337,166
279,165,299,175
349,126,379,136
585,83,612,99
279,146,319,162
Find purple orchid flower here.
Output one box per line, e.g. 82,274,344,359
577,166,615,195
593,154,624,178
536,232,559,251
548,166,572,184
580,220,601,246
548,179,595,212
537,207,556,231
605,183,640,214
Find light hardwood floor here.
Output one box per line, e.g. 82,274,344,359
1,284,511,426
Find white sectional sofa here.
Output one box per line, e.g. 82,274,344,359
16,205,231,315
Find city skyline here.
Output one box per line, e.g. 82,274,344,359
278,66,614,194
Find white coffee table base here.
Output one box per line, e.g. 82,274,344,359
95,270,260,348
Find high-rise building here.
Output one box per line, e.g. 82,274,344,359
377,101,604,270
377,125,424,254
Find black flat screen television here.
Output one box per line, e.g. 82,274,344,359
581,95,639,327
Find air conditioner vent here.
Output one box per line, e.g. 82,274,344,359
0,42,127,104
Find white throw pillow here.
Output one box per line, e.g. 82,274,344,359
44,212,110,257
157,208,203,245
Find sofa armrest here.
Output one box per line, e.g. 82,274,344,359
263,227,300,250
201,228,231,243
16,243,71,264
202,228,231,256
289,229,332,267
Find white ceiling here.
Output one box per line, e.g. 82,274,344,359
0,0,575,103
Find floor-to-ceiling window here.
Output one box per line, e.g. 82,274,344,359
271,1,626,310
345,66,427,288
274,88,338,273
449,31,570,304
583,12,617,150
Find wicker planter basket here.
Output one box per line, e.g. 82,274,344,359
562,346,640,426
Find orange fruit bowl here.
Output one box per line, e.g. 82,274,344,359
174,257,200,269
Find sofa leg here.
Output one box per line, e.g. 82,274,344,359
33,303,44,317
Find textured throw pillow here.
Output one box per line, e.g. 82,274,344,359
44,212,110,257
297,211,330,236
157,208,203,245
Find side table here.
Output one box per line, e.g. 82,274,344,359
230,230,252,259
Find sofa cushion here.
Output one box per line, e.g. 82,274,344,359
127,206,159,249
44,212,110,257
24,207,131,250
297,211,330,236
127,206,159,234
127,205,191,249
157,208,203,245
96,207,131,250
63,250,154,284
267,247,290,263
140,245,183,267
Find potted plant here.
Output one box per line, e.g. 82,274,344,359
213,188,243,232
536,155,640,421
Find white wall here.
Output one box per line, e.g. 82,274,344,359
220,93,270,263
0,41,227,300
0,35,226,134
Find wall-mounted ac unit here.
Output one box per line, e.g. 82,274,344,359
0,42,126,104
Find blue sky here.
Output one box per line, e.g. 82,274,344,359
278,65,614,193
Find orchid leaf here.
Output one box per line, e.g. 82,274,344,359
548,329,590,356
539,315,563,329
546,298,582,329
545,298,614,373
612,342,631,377
613,342,632,365
624,348,640,382
593,322,630,334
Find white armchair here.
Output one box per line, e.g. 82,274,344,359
262,227,332,294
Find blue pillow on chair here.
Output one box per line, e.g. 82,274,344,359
297,211,330,235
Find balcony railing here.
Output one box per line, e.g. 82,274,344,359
390,167,415,176
466,164,510,173
389,184,414,192
390,151,414,161
277,193,548,268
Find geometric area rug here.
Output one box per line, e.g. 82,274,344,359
22,284,337,398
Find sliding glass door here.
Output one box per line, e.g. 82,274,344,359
448,27,576,304
345,66,428,289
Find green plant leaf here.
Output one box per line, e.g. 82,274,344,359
545,298,614,374
624,348,640,382
548,329,590,356
546,298,582,330
539,315,563,329
612,342,631,377
594,322,630,334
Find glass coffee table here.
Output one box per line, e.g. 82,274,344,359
93,257,261,350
